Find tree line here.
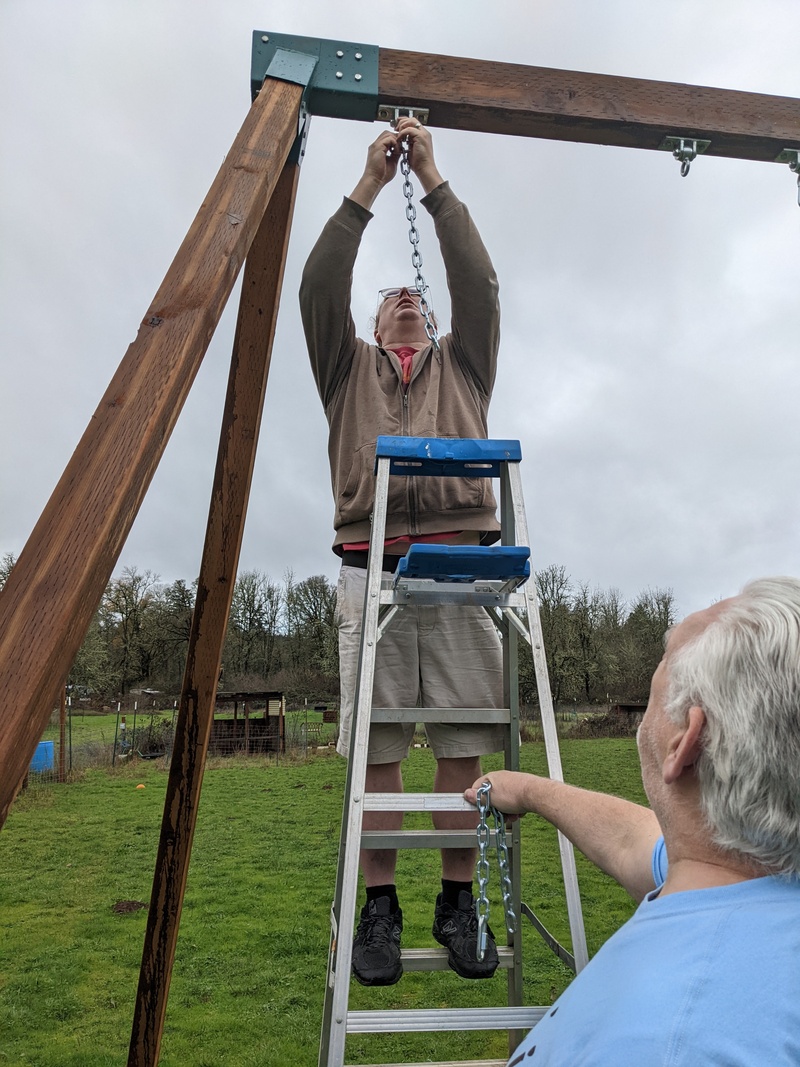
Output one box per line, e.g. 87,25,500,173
0,554,673,708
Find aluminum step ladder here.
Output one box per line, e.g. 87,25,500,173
320,436,588,1067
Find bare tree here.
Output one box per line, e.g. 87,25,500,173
283,571,338,681
101,568,159,694
0,552,16,591
223,570,282,681
622,588,676,700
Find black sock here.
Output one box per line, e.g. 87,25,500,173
441,879,472,908
366,883,399,911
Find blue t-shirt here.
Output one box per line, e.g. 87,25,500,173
508,839,800,1066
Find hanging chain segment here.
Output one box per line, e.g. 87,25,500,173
475,785,493,960
475,781,517,962
493,806,517,932
397,127,441,351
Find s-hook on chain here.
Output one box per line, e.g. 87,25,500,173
475,781,517,961
395,117,441,351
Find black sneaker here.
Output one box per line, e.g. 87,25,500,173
432,889,499,979
352,896,403,986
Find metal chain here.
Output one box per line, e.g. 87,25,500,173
475,785,493,961
490,804,517,934
398,135,441,351
475,782,517,961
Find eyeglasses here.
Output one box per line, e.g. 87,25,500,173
378,287,423,300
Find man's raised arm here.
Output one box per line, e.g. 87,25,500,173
299,126,403,408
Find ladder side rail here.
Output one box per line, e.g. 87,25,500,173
505,625,525,1034
505,463,590,972
320,457,393,1067
500,463,526,1052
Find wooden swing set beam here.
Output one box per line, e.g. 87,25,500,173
378,47,800,162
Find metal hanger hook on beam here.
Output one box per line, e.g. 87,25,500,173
659,136,711,178
776,149,800,207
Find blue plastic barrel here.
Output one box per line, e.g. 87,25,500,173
30,740,54,773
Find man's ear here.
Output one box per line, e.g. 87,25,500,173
374,330,381,346
663,705,705,785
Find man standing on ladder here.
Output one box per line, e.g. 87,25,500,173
300,117,506,986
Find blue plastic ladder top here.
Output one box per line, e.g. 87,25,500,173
373,436,528,585
374,436,521,479
395,544,530,584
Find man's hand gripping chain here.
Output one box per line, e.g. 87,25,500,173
475,781,518,961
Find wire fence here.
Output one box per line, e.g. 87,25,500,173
20,699,638,797
21,695,343,794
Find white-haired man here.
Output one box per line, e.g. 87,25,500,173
301,118,505,986
468,576,800,1065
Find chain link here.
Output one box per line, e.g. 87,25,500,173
491,805,517,934
475,782,517,961
475,785,492,960
398,136,441,351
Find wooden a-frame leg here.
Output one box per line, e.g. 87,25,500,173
0,77,303,827
127,154,302,1066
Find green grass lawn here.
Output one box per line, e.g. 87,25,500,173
0,741,646,1066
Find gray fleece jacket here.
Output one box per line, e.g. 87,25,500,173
299,181,501,553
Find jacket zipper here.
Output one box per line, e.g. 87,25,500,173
402,389,419,535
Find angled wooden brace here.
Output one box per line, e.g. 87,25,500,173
127,57,322,1067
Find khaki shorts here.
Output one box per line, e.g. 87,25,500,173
336,565,506,763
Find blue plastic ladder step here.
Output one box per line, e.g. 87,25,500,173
375,436,521,478
395,544,530,584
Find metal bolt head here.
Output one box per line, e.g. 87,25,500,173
261,35,269,42
355,52,362,60
355,73,362,81
336,50,344,57
335,71,343,79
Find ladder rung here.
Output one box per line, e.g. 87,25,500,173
361,829,494,849
363,792,475,812
372,707,510,724
346,1006,547,1033
381,586,526,608
401,946,514,972
348,1061,509,1066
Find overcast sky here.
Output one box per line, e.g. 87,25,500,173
2,0,799,619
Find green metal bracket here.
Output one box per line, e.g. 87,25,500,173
256,45,318,165
251,31,378,121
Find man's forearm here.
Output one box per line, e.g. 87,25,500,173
424,184,499,394
299,201,368,405
467,770,662,902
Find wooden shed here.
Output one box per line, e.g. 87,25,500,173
210,691,285,755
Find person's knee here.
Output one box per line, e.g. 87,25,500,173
438,754,482,771
435,754,483,788
366,760,403,790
